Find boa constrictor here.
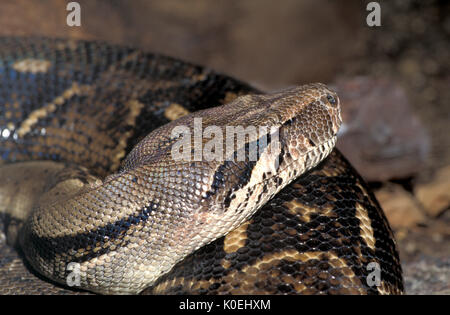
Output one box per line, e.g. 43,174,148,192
0,37,403,294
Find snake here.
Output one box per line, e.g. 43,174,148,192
0,37,403,295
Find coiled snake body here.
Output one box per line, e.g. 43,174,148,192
0,37,403,294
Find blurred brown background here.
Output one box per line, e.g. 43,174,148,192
0,0,448,294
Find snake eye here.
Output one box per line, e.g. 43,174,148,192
326,94,337,106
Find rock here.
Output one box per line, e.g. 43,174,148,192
375,184,426,229
403,255,450,295
398,211,450,295
334,76,430,182
415,165,450,217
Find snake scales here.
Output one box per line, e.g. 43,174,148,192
0,37,403,295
